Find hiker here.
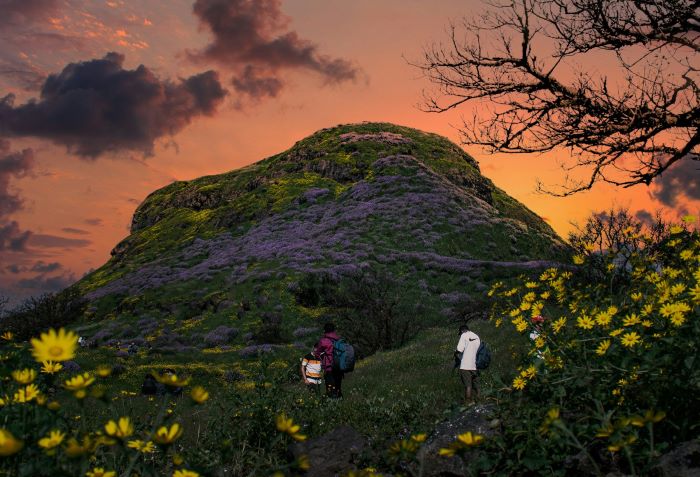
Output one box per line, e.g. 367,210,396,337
314,322,344,398
300,349,322,393
454,324,481,404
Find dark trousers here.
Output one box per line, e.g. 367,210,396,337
324,369,344,398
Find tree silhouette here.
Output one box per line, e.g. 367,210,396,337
418,0,699,195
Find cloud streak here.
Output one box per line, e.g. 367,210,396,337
0,52,228,157
190,0,359,100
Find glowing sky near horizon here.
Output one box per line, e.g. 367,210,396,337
0,0,697,305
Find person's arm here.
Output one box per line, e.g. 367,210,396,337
456,334,466,353
300,359,309,384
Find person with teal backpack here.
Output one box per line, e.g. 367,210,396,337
454,324,490,405
313,322,355,398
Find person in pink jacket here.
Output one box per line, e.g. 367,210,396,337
314,322,344,398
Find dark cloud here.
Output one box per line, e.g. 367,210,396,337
0,52,228,157
190,0,359,99
0,141,35,218
84,218,103,226
651,159,700,207
30,260,61,273
231,65,283,99
0,0,59,27
0,221,31,251
61,227,89,235
17,271,76,291
28,234,91,248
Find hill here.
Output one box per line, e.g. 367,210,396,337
75,122,568,350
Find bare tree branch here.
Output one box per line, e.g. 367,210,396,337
416,0,700,195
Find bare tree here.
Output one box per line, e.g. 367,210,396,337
418,0,699,195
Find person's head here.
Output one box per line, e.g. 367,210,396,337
324,322,336,333
459,324,469,335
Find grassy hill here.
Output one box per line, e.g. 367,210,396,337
72,122,568,354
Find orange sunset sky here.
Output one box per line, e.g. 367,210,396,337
0,0,697,305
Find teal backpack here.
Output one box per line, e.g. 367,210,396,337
332,338,356,373
475,341,491,370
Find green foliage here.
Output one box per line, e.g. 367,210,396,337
0,288,87,340
484,217,700,475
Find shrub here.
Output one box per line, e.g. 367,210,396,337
484,215,700,475
0,288,87,340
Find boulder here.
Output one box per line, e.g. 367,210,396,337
292,425,367,477
651,440,700,477
417,404,497,477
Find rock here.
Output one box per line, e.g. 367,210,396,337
292,425,367,477
417,404,497,477
651,440,700,477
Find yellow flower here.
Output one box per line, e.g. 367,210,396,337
173,470,200,477
153,372,190,388
690,285,700,303
521,365,537,379
682,215,696,224
515,319,527,333
38,430,65,452
595,340,611,356
595,423,614,438
191,386,209,404
641,320,653,328
630,292,642,301
534,337,545,349
622,314,640,327
127,440,156,453
456,431,484,447
573,255,585,265
620,332,642,348
64,373,95,398
276,414,306,441
525,282,538,289
11,368,37,385
154,423,183,445
552,317,566,334
671,283,687,295
64,436,95,458
297,454,311,471
680,250,694,261
577,315,595,329
670,314,686,326
539,407,561,434
95,365,112,378
41,361,63,374
512,376,526,390
105,417,134,439
641,303,654,316
0,332,13,341
30,328,78,363
670,225,684,235
86,468,116,477
14,384,40,403
438,446,457,457
0,429,23,456
595,311,612,327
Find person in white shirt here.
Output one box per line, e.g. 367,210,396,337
455,324,481,404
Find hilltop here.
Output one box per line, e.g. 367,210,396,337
75,122,568,350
